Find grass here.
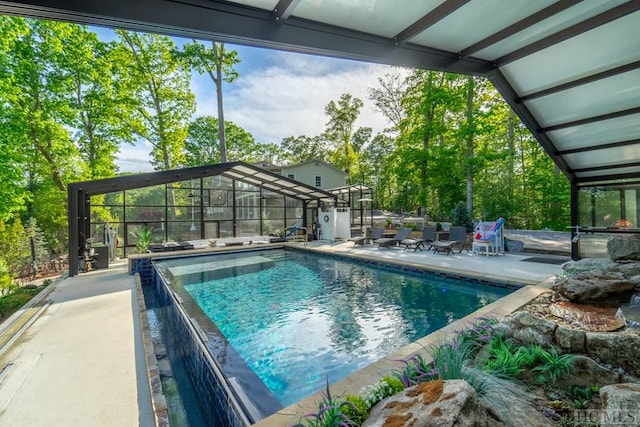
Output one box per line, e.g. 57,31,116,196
0,283,48,323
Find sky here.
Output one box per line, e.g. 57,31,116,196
98,28,406,173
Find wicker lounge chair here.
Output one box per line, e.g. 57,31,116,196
349,227,384,246
374,227,412,249
401,226,436,251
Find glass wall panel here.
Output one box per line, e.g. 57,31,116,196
204,207,233,220
125,185,166,206
125,206,166,222
624,189,637,228
166,221,200,242
236,220,260,237
235,181,258,192
218,221,234,238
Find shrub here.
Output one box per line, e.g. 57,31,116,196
393,353,436,388
343,394,368,425
0,285,43,320
532,347,574,384
291,378,356,427
360,376,405,410
451,202,474,232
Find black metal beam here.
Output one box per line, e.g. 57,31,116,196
394,0,470,45
459,0,581,59
518,60,640,102
273,0,300,22
0,0,493,75
488,68,576,183
495,1,640,67
541,106,640,133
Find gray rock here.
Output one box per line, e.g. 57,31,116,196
600,383,640,427
563,258,617,273
556,355,622,388
608,235,640,261
362,379,487,427
604,261,640,279
503,312,557,348
551,271,636,304
586,332,640,377
555,326,586,353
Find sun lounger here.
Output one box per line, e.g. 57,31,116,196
374,227,412,249
448,226,470,253
349,227,384,246
401,226,436,251
430,240,455,255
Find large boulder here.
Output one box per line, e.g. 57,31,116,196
549,301,625,332
608,235,640,261
551,271,636,305
586,332,640,376
600,383,640,427
555,325,586,353
604,261,640,279
362,380,487,427
556,355,622,387
563,258,617,273
502,311,557,348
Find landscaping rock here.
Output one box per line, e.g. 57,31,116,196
548,302,625,332
502,311,557,348
558,355,622,387
604,261,640,279
362,379,487,427
586,332,640,377
563,258,617,273
600,383,640,427
554,325,586,353
608,235,640,261
551,271,636,305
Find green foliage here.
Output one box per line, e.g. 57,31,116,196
483,334,527,379
532,347,574,384
343,394,368,426
451,201,474,231
0,282,43,319
360,376,404,411
133,226,152,253
291,378,355,427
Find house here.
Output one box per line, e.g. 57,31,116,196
260,159,348,190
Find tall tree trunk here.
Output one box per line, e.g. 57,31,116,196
465,76,474,213
216,42,227,162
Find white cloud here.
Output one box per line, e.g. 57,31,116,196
117,46,407,171
197,51,404,143
117,141,155,173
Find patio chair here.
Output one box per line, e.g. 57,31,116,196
448,226,470,253
349,227,384,246
374,227,412,249
472,217,505,256
401,226,436,251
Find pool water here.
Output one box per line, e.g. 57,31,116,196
156,249,512,408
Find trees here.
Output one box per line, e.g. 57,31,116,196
324,93,365,176
180,40,240,163
116,30,195,171
183,116,280,166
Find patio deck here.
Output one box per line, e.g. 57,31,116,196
0,240,565,426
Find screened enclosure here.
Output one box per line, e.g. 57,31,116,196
68,161,338,276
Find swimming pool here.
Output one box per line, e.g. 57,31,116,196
153,248,513,419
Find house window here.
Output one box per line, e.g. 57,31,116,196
315,176,322,187
287,173,295,180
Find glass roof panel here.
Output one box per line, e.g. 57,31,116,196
548,113,640,151
234,165,258,175
565,146,640,170
226,0,278,11
576,166,640,179
410,0,553,52
474,0,628,60
291,0,444,38
501,11,640,95
525,68,640,127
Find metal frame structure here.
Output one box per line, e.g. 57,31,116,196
2,0,640,261
67,161,337,276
